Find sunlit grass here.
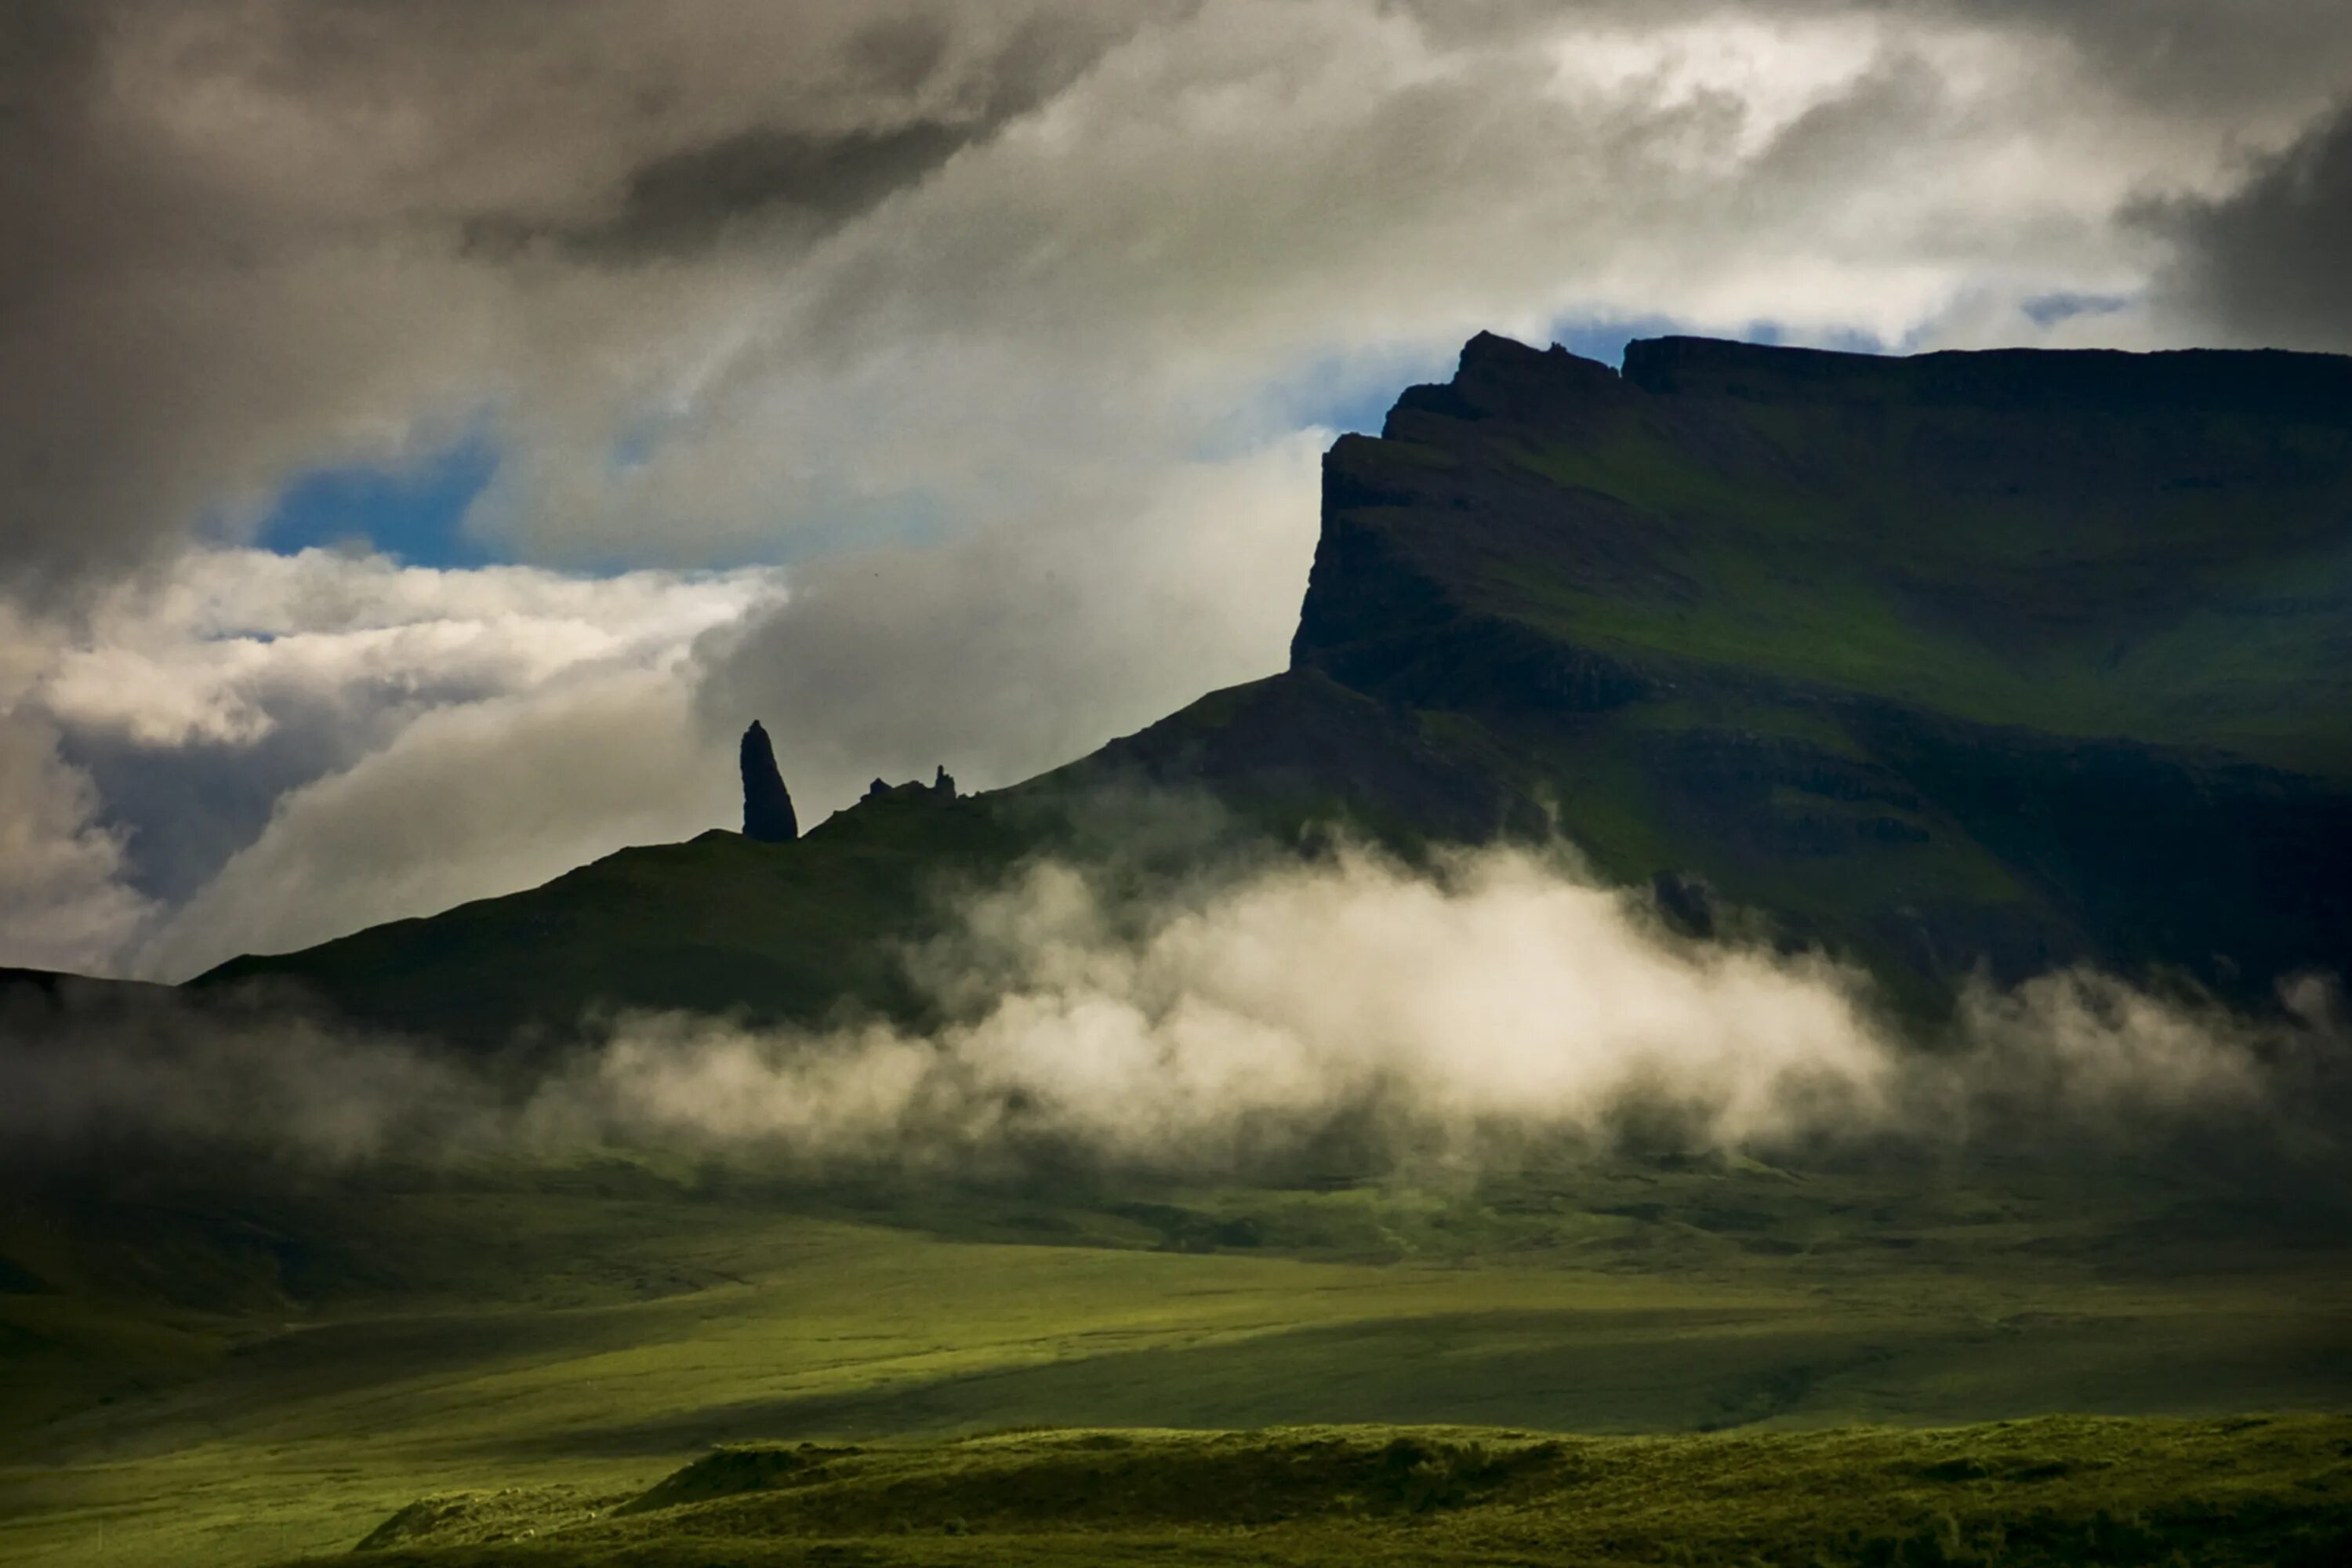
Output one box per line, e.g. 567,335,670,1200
4,1151,2347,1566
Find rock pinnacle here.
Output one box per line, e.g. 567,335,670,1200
739,721,798,843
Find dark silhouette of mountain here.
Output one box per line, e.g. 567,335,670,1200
1,966,178,1012
196,334,2352,1042
1272,331,2352,1005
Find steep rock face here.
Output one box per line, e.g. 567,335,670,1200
1290,332,2352,1000
739,721,798,843
1299,332,2352,768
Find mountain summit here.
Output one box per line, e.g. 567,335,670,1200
200,334,2352,1040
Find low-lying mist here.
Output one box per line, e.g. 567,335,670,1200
4,841,2342,1181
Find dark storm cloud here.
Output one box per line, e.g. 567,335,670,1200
0,0,238,595
1934,0,2352,119
5,0,2350,597
523,122,974,260
2142,100,2352,354
457,5,1137,261
0,0,1175,593
0,0,453,594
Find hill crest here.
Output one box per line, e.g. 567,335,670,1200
198,332,2352,1038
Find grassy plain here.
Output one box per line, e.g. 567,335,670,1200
3,1145,2348,1566
323,1417,2352,1566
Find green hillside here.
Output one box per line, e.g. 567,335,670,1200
6,1145,2350,1566
193,668,1546,1047
1312,336,2352,771
198,333,2352,1034
328,1418,2352,1567
1289,333,2352,1000
199,786,1036,1048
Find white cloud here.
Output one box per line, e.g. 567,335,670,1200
694,434,1325,825
0,546,782,976
14,843,2306,1174
40,547,779,749
543,844,2295,1171
0,711,158,975
136,661,735,980
0,601,161,971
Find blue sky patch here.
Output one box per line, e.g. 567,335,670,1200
1544,313,1693,367
256,431,501,568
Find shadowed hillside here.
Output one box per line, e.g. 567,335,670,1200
197,334,2352,1038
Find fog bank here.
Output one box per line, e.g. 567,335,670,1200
6,844,2332,1178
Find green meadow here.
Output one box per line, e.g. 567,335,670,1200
325,1418,2352,1567
4,1145,2347,1565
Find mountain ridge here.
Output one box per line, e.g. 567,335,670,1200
194,332,2352,1041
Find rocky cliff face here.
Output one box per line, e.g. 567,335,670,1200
1286,331,2352,1001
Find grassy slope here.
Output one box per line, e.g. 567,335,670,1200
4,1152,2349,1566
194,788,1044,1047
322,1418,2352,1567
191,670,1537,1044
1468,341,2352,771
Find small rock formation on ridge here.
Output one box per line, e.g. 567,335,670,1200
862,767,958,805
739,721,798,843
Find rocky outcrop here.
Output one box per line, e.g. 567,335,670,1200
739,721,798,843
862,767,958,806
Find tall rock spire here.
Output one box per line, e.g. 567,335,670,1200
739,721,797,843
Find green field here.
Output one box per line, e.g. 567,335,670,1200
4,1145,2347,1565
319,1417,2352,1566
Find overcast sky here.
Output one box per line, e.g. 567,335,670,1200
4,0,2349,980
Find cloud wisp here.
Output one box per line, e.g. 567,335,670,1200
554,846,2318,1173
7,843,2331,1180
0,546,784,978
